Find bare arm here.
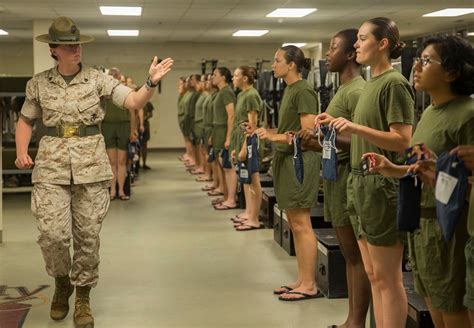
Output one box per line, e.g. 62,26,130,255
331,117,412,153
15,116,34,168
138,108,145,133
224,103,234,149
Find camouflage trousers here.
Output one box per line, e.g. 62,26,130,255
31,182,110,287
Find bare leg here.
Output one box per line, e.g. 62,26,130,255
334,226,371,328
247,173,262,225
106,148,117,197
142,141,148,167
367,241,407,328
358,240,383,327
220,168,237,207
279,208,318,300
117,149,128,197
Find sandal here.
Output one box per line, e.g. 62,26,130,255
273,286,293,295
278,291,324,302
235,224,264,231
214,203,238,210
119,195,130,201
207,190,224,196
201,185,215,191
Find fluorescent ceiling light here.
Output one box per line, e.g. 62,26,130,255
266,8,317,18
423,8,474,17
0,29,8,35
467,32,474,36
100,6,142,16
233,30,269,37
282,43,307,48
107,30,139,36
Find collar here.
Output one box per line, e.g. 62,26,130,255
47,63,92,87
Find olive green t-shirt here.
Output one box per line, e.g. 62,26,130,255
351,69,414,169
187,91,200,119
410,96,474,210
180,91,192,119
213,85,235,126
233,87,262,128
103,99,129,123
276,79,319,153
204,92,217,127
194,93,206,122
326,76,366,162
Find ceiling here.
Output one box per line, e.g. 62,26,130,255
0,0,473,45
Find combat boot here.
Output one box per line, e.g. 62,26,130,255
50,275,74,321
74,286,94,328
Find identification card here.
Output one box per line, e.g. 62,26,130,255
322,140,332,159
240,168,249,179
435,171,458,205
247,145,252,158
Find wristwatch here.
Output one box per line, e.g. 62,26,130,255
145,77,158,90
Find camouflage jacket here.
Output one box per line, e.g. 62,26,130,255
21,65,133,185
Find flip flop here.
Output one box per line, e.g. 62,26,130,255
235,224,264,231
278,291,324,302
196,177,212,182
207,190,224,196
211,198,224,205
273,286,293,295
110,195,116,201
231,216,248,223
119,195,130,201
190,171,204,175
214,204,238,210
201,186,215,191
327,326,338,328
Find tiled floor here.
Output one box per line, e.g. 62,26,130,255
1,151,354,328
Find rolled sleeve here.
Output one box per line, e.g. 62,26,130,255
99,73,133,109
21,79,42,120
112,84,133,109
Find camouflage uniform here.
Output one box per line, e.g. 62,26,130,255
21,66,132,287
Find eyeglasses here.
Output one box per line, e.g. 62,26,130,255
413,57,442,67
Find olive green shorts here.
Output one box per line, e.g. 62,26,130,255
194,121,204,144
408,210,469,312
183,116,194,138
212,125,227,153
272,151,321,210
347,173,401,246
203,125,212,146
465,236,474,310
102,122,130,151
324,161,351,227
178,115,185,135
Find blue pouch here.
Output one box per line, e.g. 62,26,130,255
220,149,232,169
238,161,251,184
246,134,260,176
319,125,338,181
207,147,215,163
397,172,422,232
292,135,304,184
435,152,469,242
395,144,427,232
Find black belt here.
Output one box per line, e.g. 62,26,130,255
45,124,100,138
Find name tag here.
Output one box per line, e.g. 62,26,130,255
322,140,332,159
435,171,458,205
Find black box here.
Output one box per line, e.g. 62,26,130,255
237,183,246,209
281,210,296,256
315,229,348,298
260,187,276,228
310,205,332,229
369,272,434,328
260,173,274,188
273,204,282,246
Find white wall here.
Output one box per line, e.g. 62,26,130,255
0,41,281,148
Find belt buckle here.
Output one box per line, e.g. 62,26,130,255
62,125,79,138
